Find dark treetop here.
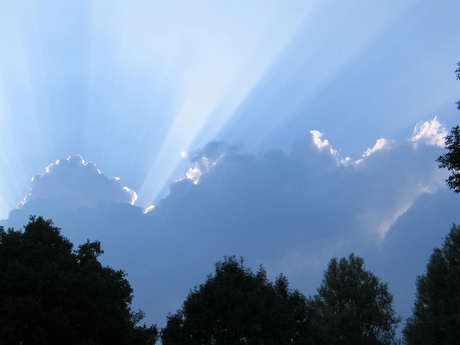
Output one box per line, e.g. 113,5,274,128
308,253,401,345
0,216,157,345
403,224,460,345
161,256,310,345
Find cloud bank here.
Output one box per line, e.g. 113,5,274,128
167,118,446,243
2,118,458,331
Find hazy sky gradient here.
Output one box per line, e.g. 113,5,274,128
1,0,460,331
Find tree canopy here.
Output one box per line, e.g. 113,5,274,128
436,61,460,192
456,61,460,110
403,224,460,344
0,216,158,345
161,256,310,344
308,253,401,345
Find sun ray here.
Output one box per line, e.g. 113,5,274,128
128,2,314,207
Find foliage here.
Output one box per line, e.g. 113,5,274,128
0,216,158,345
161,256,310,344
437,61,460,192
309,253,401,345
456,61,460,110
436,125,460,192
403,224,460,344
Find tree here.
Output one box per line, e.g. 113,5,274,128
161,256,310,344
436,61,460,192
456,61,460,110
403,224,460,344
0,216,158,345
309,253,401,345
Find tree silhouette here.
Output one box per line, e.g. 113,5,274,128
309,253,401,345
161,256,310,344
403,224,460,344
0,216,158,345
436,61,460,192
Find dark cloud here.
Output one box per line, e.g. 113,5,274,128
2,119,459,330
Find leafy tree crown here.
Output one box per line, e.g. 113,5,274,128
403,224,460,345
161,255,309,345
0,216,158,345
310,253,401,345
437,61,460,192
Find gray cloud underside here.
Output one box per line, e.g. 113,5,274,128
2,121,459,329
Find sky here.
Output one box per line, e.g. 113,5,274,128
1,0,460,333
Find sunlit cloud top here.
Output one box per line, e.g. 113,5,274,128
18,155,137,211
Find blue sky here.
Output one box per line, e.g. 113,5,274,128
1,0,460,332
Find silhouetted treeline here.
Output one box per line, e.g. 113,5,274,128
1,216,460,344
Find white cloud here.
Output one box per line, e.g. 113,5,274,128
310,130,338,156
18,155,137,210
183,142,241,184
185,156,223,184
363,138,393,157
411,117,447,148
144,204,155,214
308,130,355,166
185,165,203,184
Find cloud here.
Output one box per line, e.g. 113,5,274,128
411,117,447,148
362,138,393,158
2,118,458,330
18,155,137,211
166,126,444,247
183,142,243,184
144,205,155,214
140,122,452,324
310,130,337,154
